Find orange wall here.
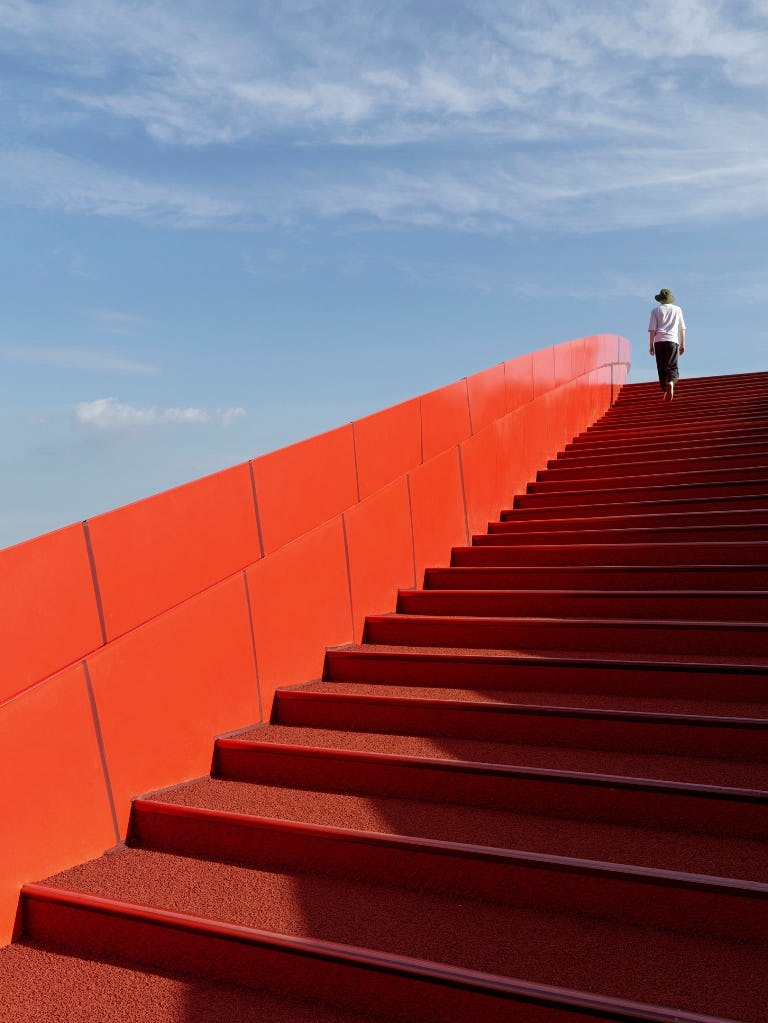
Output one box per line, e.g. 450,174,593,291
0,333,630,944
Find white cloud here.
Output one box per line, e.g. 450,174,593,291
3,0,766,144
74,397,245,429
1,1,767,233
218,406,248,427
1,344,159,374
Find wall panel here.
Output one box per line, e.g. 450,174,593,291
461,423,503,539
0,665,116,943
0,333,632,947
86,575,260,834
344,478,415,642
497,410,532,509
532,346,556,398
88,464,260,642
584,335,602,372
246,519,353,711
354,398,422,500
569,336,587,380
553,340,574,389
466,363,506,434
0,526,102,704
252,426,358,555
504,353,534,411
421,379,472,461
409,447,467,585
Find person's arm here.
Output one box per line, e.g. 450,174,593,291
649,308,657,354
679,326,686,355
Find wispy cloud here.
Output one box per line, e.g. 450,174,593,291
2,0,765,141
1,1,766,233
85,309,148,334
74,397,246,429
0,147,244,226
1,344,160,374
289,148,768,234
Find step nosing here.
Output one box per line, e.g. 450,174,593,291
368,611,768,630
21,883,736,1023
130,799,768,897
214,739,768,801
328,647,768,674
277,688,768,729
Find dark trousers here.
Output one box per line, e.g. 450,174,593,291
654,341,680,390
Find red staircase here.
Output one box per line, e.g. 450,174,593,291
3,372,768,1022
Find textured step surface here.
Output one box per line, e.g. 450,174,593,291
28,848,768,1022
7,370,768,1023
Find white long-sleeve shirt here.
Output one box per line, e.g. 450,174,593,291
649,304,685,345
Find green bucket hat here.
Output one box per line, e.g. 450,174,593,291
655,288,675,304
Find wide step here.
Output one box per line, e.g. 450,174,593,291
11,370,768,1022
25,842,768,1022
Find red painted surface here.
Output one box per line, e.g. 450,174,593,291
466,362,506,433
251,424,359,554
354,397,422,500
408,447,467,584
497,409,534,506
126,800,768,945
85,574,261,834
553,341,574,389
503,352,535,411
8,358,768,1023
87,463,261,641
246,518,353,708
532,345,556,398
0,664,116,944
345,477,415,641
0,525,102,704
459,421,503,539
568,336,587,380
420,377,472,461
0,333,629,950
22,883,651,1023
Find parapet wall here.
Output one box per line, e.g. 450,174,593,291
0,333,630,943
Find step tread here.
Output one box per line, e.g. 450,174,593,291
0,941,383,1023
330,641,768,670
294,678,768,719
142,779,768,882
369,611,768,629
225,727,768,789
22,885,743,1023
398,588,768,621
32,855,768,1021
15,369,768,1023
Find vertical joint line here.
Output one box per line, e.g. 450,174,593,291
457,445,470,545
82,520,107,646
406,474,417,588
242,570,264,722
82,660,121,844
465,378,474,435
351,423,361,503
249,461,266,559
341,514,356,640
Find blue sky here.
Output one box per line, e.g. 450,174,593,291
1,0,767,549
